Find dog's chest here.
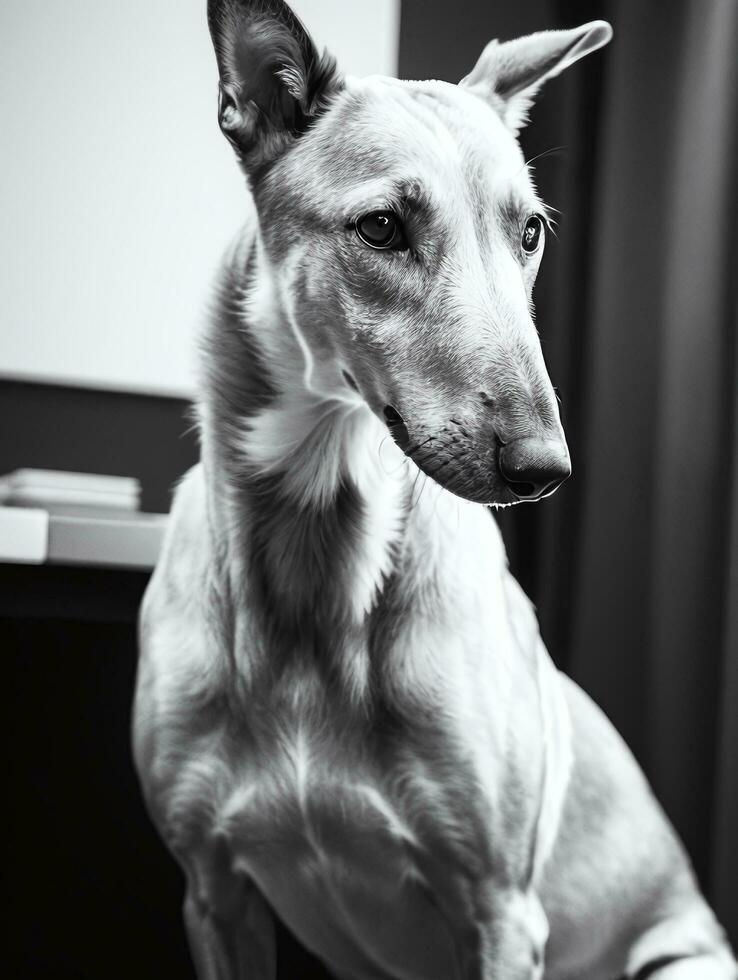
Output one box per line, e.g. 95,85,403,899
206,707,501,978
218,712,476,879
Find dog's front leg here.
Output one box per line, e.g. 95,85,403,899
620,910,737,980
183,852,276,980
626,955,737,979
444,885,548,980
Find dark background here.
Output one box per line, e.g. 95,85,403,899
3,0,736,976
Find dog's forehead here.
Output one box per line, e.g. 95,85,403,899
291,76,531,216
347,75,513,145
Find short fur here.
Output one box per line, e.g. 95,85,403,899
133,3,737,978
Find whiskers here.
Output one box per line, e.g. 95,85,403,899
522,145,567,170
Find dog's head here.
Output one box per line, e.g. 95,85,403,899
208,0,611,506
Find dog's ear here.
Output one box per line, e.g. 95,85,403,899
460,21,612,134
207,0,342,172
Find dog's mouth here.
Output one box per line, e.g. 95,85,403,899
382,404,517,505
383,405,411,450
381,404,569,506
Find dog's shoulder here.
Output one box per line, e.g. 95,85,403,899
133,464,230,816
139,463,216,650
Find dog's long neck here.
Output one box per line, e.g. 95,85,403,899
200,226,412,655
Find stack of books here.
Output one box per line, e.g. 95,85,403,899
0,469,141,518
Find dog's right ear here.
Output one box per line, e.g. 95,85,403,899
207,0,342,173
460,22,612,134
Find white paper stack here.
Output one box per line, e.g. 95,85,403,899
0,469,141,518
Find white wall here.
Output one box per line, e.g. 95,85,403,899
0,0,399,397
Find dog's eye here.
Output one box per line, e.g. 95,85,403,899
355,211,408,251
521,215,545,255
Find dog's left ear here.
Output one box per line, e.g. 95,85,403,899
460,21,612,134
207,0,342,172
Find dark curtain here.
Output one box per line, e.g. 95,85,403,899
399,0,738,943
532,0,738,939
549,0,738,939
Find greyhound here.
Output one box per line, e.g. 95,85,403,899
132,2,737,977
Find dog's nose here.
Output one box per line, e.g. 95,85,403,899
498,437,571,500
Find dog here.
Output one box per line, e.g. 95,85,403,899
132,2,737,977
